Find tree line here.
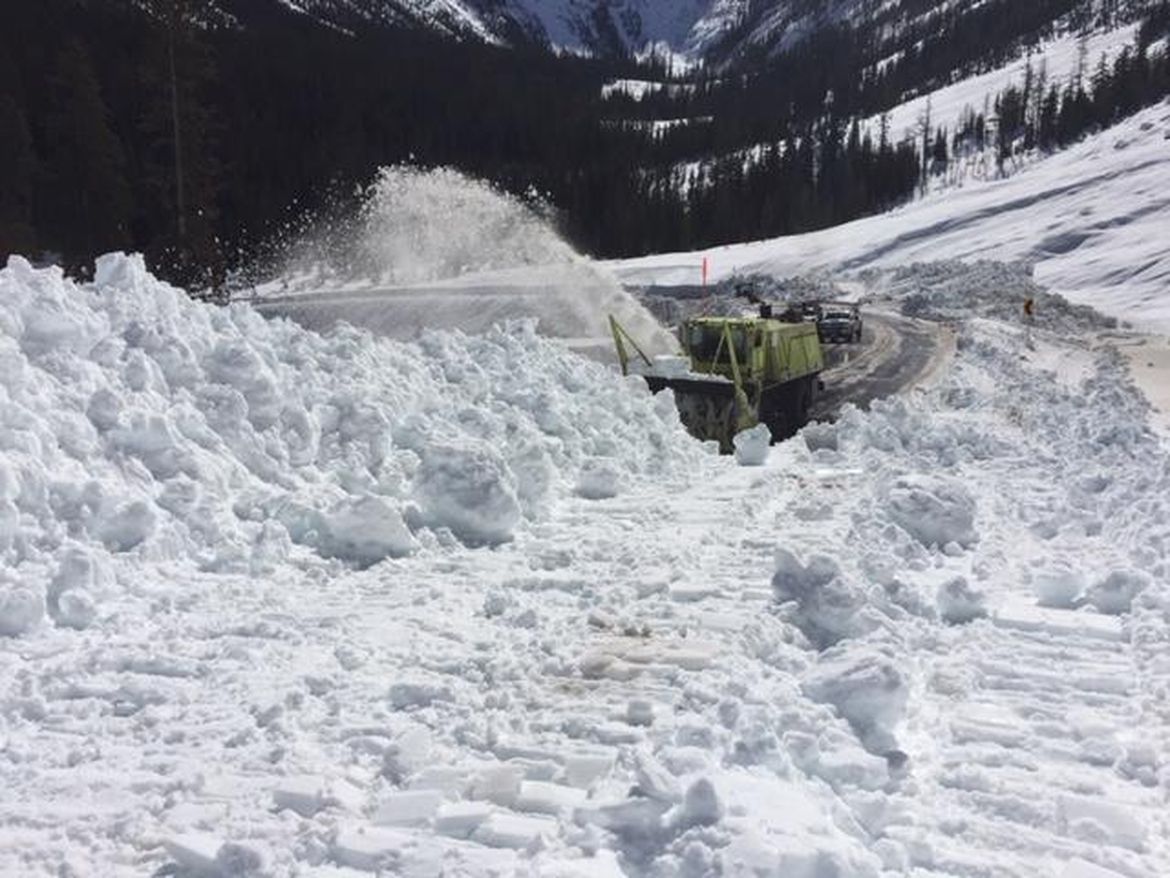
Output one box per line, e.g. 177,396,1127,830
0,0,1167,290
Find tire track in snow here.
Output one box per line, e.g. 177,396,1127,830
887,603,1168,877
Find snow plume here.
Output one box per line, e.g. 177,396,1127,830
263,166,570,289
356,166,572,285
257,166,678,355
0,251,701,632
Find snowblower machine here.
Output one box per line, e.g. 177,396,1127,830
610,303,824,453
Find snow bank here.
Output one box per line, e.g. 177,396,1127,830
0,253,701,630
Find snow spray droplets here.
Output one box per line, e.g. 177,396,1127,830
356,166,571,285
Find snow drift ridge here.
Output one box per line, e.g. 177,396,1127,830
0,253,700,636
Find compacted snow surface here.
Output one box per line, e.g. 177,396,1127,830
2,251,1168,876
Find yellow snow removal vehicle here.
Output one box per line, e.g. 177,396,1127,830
611,306,824,453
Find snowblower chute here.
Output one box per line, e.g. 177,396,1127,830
611,311,824,453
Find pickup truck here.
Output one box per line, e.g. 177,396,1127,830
816,304,863,344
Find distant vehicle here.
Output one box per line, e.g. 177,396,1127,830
817,303,863,344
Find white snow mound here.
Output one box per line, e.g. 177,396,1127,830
0,253,702,619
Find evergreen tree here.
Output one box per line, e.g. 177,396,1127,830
40,40,131,270
0,93,38,257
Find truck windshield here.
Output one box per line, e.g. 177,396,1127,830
687,325,749,363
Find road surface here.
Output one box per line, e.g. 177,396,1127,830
812,311,955,421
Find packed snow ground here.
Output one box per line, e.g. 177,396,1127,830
2,249,1168,876
612,101,1170,333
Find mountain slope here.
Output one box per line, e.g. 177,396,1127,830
241,0,1131,63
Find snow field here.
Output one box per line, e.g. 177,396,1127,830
867,23,1144,146
612,101,1170,333
3,256,1168,876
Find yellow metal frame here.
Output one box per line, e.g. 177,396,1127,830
609,315,654,376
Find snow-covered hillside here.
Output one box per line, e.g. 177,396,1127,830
613,100,1170,332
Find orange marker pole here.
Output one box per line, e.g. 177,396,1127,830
701,256,708,287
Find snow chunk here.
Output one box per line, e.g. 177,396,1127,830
434,801,492,838
164,833,267,877
388,679,452,710
882,474,977,548
1033,562,1087,609
372,790,443,827
936,576,988,624
575,457,622,500
273,776,365,817
0,582,45,637
318,495,417,566
666,778,724,830
98,500,157,552
803,643,910,752
412,443,521,545
1085,569,1149,615
473,812,556,850
515,780,588,815
1057,794,1147,851
773,549,888,646
733,423,771,466
55,589,97,630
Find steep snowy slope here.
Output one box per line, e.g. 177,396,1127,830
612,100,1170,331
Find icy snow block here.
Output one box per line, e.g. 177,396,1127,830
772,549,884,646
333,826,416,872
0,584,45,637
273,776,366,817
1033,563,1087,609
575,457,622,500
733,424,771,466
666,778,724,830
1059,857,1129,878
98,500,157,551
472,812,557,850
515,780,588,815
772,549,840,604
470,764,524,806
165,833,222,874
633,750,682,804
1086,570,1149,615
882,474,977,548
273,776,329,817
936,576,987,624
409,766,471,796
802,646,909,751
1058,794,1147,851
993,595,1122,642
318,495,417,566
382,725,433,781
165,833,265,875
412,443,521,545
563,751,616,789
55,589,97,630
373,790,443,827
388,679,453,710
434,801,493,838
